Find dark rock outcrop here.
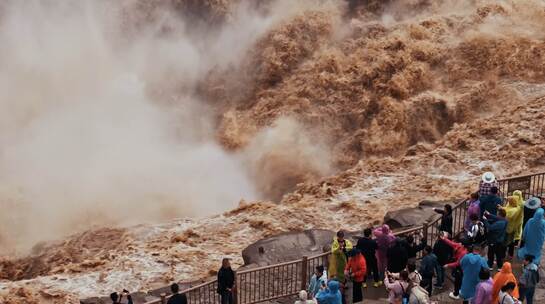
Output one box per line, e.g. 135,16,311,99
384,200,457,230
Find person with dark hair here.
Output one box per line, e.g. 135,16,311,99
218,258,235,304
403,233,427,262
523,197,542,230
459,245,488,303
473,268,493,304
483,209,508,269
418,246,438,295
467,213,486,245
167,283,188,304
308,265,328,298
433,231,452,289
110,290,133,304
329,230,353,283
465,192,481,232
356,228,380,287
492,262,519,304
441,234,468,300
344,249,367,303
480,186,502,217
519,255,539,304
384,270,410,304
498,282,520,304
387,238,409,273
433,204,453,235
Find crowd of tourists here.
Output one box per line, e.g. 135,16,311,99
109,173,544,304
300,172,545,304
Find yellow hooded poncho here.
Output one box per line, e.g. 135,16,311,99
504,191,524,240
328,237,353,282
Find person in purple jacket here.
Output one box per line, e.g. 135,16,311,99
474,268,493,304
465,192,481,232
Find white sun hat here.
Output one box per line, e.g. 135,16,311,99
525,197,541,210
482,172,496,183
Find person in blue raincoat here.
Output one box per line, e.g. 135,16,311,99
459,245,489,302
315,280,342,304
518,208,545,264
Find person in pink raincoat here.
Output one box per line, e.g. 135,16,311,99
373,224,396,279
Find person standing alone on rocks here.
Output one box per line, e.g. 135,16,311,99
167,283,187,304
356,228,381,288
218,258,235,304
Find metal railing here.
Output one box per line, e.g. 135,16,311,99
144,171,545,304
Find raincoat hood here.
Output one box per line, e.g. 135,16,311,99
513,191,523,205
382,224,391,234
327,280,340,292
533,207,544,220
500,262,513,274
467,252,484,265
492,262,518,303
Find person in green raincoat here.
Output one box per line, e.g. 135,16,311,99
503,191,524,258
328,230,353,282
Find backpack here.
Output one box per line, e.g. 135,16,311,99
472,222,487,244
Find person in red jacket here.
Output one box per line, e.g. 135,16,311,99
345,249,367,303
440,234,469,300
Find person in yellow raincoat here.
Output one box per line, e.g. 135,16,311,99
502,191,524,259
328,230,353,283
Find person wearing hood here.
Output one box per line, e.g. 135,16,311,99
503,193,524,258
328,230,353,282
316,280,342,304
465,193,481,232
308,265,328,298
295,290,316,304
518,208,545,264
519,255,539,304
441,235,468,300
387,238,409,273
473,268,493,304
523,197,542,230
373,225,396,277
459,245,489,303
483,209,507,269
491,262,519,304
344,249,367,303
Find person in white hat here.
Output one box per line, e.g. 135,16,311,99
523,197,542,229
479,172,499,196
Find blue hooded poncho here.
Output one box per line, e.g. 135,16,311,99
460,252,488,299
315,280,342,304
518,208,545,263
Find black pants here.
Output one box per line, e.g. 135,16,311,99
420,275,433,295
453,267,463,296
364,255,380,282
353,281,363,303
220,291,233,304
507,240,517,257
487,242,506,269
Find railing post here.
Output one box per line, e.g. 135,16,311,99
422,221,429,244
301,256,308,292
160,293,166,304
233,271,238,304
